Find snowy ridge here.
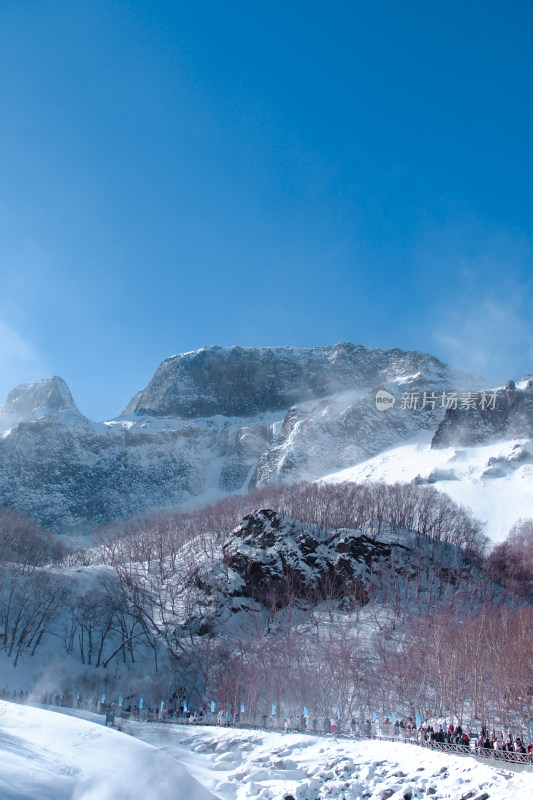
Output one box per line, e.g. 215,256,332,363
0,700,216,800
0,343,529,538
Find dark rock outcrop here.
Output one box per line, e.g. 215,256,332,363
219,509,480,613
222,509,399,608
431,380,533,448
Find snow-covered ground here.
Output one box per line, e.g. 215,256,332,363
3,702,533,800
323,432,533,542
0,701,215,800
131,722,533,800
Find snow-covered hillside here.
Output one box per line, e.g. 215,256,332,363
0,700,215,800
3,703,533,800
139,722,533,800
323,432,533,543
0,344,488,534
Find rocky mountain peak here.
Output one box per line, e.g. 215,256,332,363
122,343,460,419
0,377,80,429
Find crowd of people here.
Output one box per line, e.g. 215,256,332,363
417,723,533,755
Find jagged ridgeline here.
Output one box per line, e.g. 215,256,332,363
0,343,490,532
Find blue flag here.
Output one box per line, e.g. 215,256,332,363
392,712,397,724
160,701,165,712
304,706,309,716
373,712,377,722
416,713,421,727
271,703,276,715
241,703,245,713
183,699,187,712
337,708,340,719
119,696,123,706
140,697,144,709
211,700,216,712
101,693,106,703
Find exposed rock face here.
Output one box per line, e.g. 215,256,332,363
0,377,81,430
0,344,487,532
431,380,533,448
122,343,465,419
222,509,395,607
220,509,475,610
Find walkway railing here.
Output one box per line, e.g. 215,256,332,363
117,712,533,767
5,696,533,770
375,733,533,765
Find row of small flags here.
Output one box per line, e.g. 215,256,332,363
62,689,421,725
14,687,532,741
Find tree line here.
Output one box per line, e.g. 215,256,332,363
0,483,531,736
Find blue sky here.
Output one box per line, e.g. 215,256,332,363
1,0,532,420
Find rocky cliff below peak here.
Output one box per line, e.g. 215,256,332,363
217,509,477,612
431,380,533,448
221,509,393,607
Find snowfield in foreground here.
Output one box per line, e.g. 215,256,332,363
0,701,215,800
130,723,533,800
2,704,533,800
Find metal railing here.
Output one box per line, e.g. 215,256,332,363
383,735,533,766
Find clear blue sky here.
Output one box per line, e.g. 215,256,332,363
1,0,532,420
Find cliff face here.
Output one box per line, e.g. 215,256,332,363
221,509,394,607
0,345,488,533
121,343,462,418
218,509,479,612
431,380,533,448
0,377,81,426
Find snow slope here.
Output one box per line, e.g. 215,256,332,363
0,700,216,800
125,721,533,800
3,704,532,800
323,432,533,542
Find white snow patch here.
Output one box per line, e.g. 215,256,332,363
322,434,533,543
0,701,216,800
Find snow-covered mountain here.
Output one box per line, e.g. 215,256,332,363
0,343,529,538
324,379,533,543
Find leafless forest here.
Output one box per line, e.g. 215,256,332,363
1,482,532,734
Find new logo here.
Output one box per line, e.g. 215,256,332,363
375,389,396,411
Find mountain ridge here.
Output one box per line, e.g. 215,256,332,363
0,343,529,537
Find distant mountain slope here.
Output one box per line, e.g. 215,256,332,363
323,432,533,543
432,379,533,447
0,344,528,537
